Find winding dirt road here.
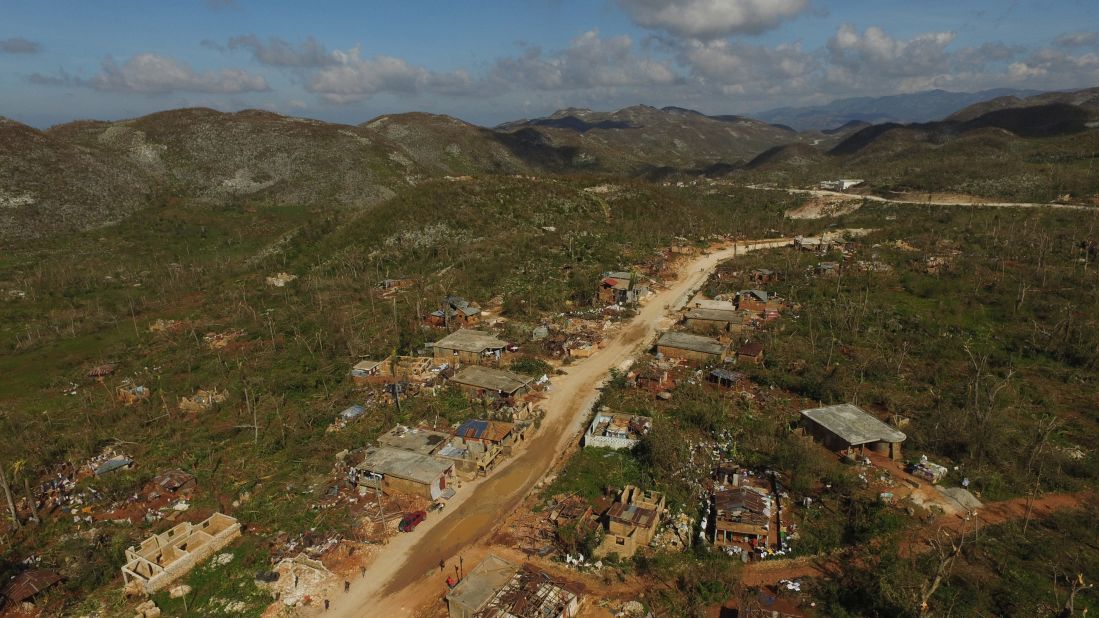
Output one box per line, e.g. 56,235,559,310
749,185,1097,211
319,238,793,617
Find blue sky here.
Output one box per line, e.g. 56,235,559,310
2,0,1098,127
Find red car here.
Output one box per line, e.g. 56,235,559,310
398,510,427,532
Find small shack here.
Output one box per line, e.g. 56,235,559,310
800,403,906,460
655,332,726,366
713,486,772,548
708,368,745,390
736,342,764,365
433,330,509,367
0,570,62,610
583,413,652,450
349,359,384,384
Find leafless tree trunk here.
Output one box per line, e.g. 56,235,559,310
0,463,20,528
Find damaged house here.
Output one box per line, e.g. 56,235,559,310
595,485,665,558
433,330,509,367
713,486,772,549
598,271,648,305
445,554,582,618
583,413,652,450
427,296,482,328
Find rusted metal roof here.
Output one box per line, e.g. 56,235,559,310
1,569,61,605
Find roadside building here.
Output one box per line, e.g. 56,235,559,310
449,365,534,400
713,486,772,549
655,331,727,366
683,308,741,334
349,446,453,500
595,485,665,558
445,555,581,618
433,330,509,367
800,403,906,460
453,419,522,453
598,271,648,305
377,425,451,456
583,413,652,450
735,290,779,313
692,298,738,311
819,179,864,191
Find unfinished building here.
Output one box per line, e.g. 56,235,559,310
583,413,651,450
595,485,665,558
445,554,582,618
120,513,241,593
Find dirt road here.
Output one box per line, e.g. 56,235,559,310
319,238,792,617
740,490,1093,587
749,185,1096,211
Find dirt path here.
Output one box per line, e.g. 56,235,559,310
749,185,1097,211
312,238,792,617
740,490,1093,587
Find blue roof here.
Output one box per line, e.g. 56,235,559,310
454,419,489,440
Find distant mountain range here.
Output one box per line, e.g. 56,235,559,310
3,87,1098,241
752,88,1043,131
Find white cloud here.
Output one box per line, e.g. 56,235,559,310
827,24,956,79
305,48,476,103
491,30,679,90
220,35,337,67
28,53,269,94
1054,32,1099,49
617,0,809,40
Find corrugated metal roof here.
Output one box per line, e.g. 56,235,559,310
1,570,61,605
450,365,532,394
656,331,726,356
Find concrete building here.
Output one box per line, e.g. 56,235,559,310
655,331,727,366
446,555,581,618
349,359,383,384
350,446,453,500
583,413,652,450
120,513,241,593
800,403,906,460
433,330,508,367
595,485,665,558
377,425,451,456
449,365,533,399
683,308,742,334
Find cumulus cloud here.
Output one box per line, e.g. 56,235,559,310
617,0,809,40
491,30,679,90
0,37,41,54
28,53,269,94
1054,32,1099,49
827,24,956,79
1006,47,1099,86
304,48,476,103
217,35,337,67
